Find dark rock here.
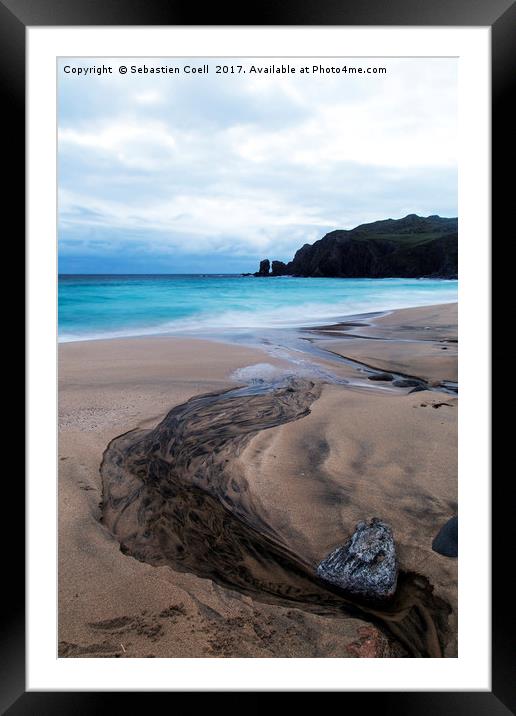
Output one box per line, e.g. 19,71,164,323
367,372,393,382
432,515,458,557
392,378,422,388
254,259,270,276
254,215,457,279
271,260,289,276
316,518,398,600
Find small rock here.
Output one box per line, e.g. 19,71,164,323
367,372,393,382
316,518,398,600
432,515,458,557
392,378,421,388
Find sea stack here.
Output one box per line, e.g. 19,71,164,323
254,259,270,276
271,260,289,276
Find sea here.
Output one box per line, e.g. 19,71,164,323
58,274,458,343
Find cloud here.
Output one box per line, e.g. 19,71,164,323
59,186,333,253
60,119,178,170
58,57,457,272
133,89,163,105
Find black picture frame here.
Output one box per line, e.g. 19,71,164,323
4,0,511,711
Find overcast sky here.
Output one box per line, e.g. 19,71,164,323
58,58,457,273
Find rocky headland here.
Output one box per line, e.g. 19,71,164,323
252,214,458,279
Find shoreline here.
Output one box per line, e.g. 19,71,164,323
58,283,458,344
59,302,457,658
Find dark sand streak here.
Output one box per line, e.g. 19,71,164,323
296,335,457,395
100,378,451,658
320,347,458,394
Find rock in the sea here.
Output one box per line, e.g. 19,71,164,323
316,518,398,600
271,260,289,276
432,515,458,557
254,259,270,276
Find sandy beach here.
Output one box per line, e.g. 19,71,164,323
59,303,457,658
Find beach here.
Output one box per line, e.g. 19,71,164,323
58,302,457,658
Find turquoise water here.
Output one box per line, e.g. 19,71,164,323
58,274,458,342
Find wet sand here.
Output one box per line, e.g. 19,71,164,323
311,303,458,384
59,303,457,658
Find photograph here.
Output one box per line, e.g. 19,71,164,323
0,0,505,703
57,56,459,659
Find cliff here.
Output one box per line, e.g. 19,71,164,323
254,214,458,279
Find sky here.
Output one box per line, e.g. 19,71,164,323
58,58,457,274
